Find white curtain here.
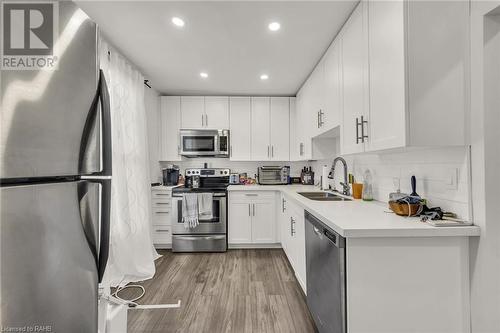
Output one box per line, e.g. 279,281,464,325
99,38,159,287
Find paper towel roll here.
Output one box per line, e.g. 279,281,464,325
322,165,329,189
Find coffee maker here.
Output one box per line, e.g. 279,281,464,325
162,166,180,186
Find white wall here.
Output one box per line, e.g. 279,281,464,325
144,86,160,183
469,2,500,332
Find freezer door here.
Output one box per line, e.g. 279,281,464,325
1,181,100,332
0,2,100,179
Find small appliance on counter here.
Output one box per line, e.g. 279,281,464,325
162,165,180,186
229,173,240,184
301,167,315,185
257,166,289,185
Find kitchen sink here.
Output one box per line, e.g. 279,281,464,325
297,192,352,201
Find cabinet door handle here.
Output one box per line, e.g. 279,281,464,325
356,117,361,144
319,110,324,127
271,145,274,158
282,198,286,212
155,211,170,214
202,114,204,127
205,114,208,127
248,204,251,216
317,111,320,128
253,203,255,216
361,115,368,143
245,193,258,196
155,229,170,233
267,145,270,158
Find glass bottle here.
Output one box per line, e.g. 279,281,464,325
362,169,374,201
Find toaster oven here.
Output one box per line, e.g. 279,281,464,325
257,166,289,185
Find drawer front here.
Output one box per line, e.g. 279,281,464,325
230,191,276,201
151,190,172,199
152,198,172,208
152,225,172,244
152,209,172,225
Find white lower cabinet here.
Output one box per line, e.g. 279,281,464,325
228,192,277,245
151,187,173,248
279,193,306,293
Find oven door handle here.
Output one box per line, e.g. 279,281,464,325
175,235,226,241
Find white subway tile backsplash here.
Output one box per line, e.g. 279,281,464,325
312,146,470,219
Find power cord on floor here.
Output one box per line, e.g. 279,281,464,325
111,284,145,308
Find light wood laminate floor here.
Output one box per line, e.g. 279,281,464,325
120,249,316,333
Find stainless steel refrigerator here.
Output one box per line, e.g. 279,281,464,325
1,3,110,332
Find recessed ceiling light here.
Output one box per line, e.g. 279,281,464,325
260,74,269,80
172,17,185,27
200,72,208,78
268,22,281,32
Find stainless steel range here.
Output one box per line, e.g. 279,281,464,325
171,168,229,252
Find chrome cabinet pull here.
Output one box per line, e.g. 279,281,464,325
155,211,170,214
202,114,204,127
253,204,255,216
267,145,270,157
317,111,320,128
245,193,258,196
155,229,170,232
356,117,360,144
205,114,208,127
271,146,274,158
248,204,251,216
282,198,286,212
360,115,368,143
319,110,324,127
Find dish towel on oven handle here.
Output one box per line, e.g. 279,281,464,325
182,193,199,229
198,193,213,220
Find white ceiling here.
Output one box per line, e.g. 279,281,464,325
77,1,357,96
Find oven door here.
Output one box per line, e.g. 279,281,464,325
179,130,219,156
172,193,226,234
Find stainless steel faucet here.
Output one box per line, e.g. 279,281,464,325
328,156,351,196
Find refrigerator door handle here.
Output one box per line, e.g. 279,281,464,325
79,70,112,177
82,178,111,283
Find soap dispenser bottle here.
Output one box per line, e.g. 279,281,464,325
362,169,374,201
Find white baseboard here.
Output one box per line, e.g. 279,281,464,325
228,243,282,249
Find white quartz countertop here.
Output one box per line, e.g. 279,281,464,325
228,184,480,238
151,185,179,190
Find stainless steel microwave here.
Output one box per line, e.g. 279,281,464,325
179,129,229,157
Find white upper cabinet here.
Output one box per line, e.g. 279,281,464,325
180,96,205,129
204,96,229,129
251,97,271,161
295,86,313,160
159,96,181,161
229,97,251,160
270,97,290,161
405,0,468,147
341,1,369,155
367,0,406,151
289,97,300,161
180,96,229,129
323,39,342,132
309,58,326,138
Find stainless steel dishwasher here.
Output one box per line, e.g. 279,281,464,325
305,210,346,333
